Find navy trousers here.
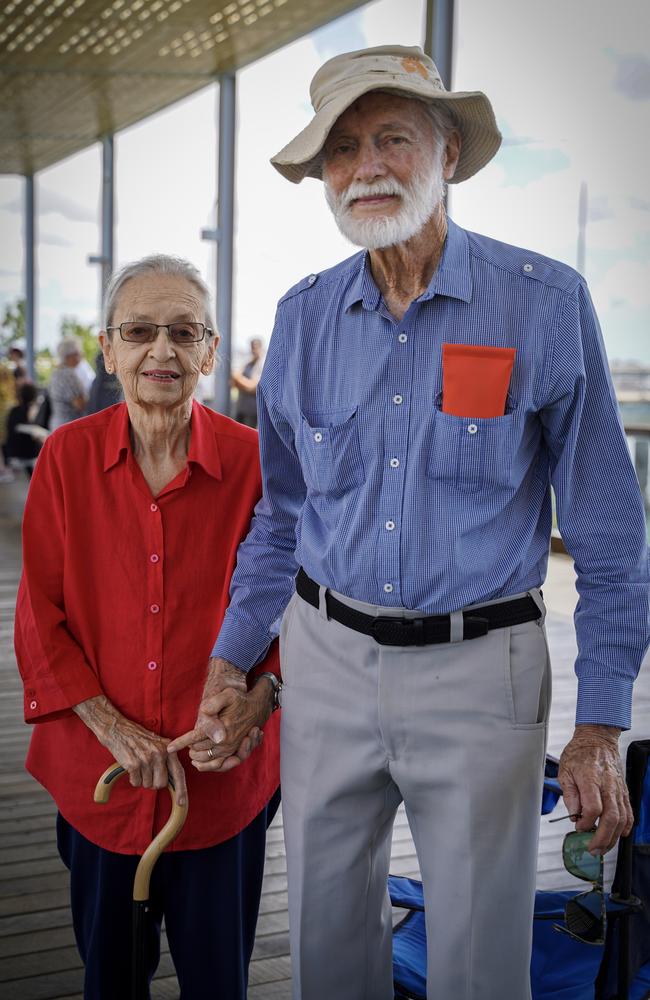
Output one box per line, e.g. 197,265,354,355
57,790,280,1000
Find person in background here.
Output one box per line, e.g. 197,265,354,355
85,349,123,415
231,337,265,427
49,336,87,430
5,382,48,477
14,254,280,1000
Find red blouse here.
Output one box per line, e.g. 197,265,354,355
14,401,280,854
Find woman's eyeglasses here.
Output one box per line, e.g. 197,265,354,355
107,322,210,345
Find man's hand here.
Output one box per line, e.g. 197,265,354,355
73,695,187,806
558,724,634,855
167,658,274,772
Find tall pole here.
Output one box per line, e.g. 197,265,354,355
25,175,36,380
88,134,115,319
215,73,236,415
424,0,455,88
101,135,115,312
577,180,588,277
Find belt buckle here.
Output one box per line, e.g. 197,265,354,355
463,614,489,640
370,616,426,646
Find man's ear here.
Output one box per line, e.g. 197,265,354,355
443,129,462,182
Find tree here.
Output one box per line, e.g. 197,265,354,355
0,298,26,351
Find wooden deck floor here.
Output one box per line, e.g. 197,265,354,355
1,473,648,999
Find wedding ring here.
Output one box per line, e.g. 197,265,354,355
207,747,215,760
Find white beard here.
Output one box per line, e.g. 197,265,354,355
324,151,446,250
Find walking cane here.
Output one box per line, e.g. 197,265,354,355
94,762,189,1000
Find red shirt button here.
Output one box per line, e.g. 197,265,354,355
29,700,38,710
150,604,160,614
150,504,158,512
147,661,158,671
150,554,159,564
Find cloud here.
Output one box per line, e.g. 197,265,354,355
597,260,650,310
312,10,366,59
629,195,650,212
493,143,570,188
610,52,650,101
1,187,96,224
41,232,73,247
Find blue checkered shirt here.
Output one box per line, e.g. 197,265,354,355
213,219,649,729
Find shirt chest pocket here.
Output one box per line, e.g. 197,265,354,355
299,408,365,497
426,406,519,493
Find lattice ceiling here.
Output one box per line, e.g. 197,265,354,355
0,0,365,174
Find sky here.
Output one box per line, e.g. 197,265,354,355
0,0,649,366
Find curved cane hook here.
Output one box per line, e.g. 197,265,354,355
93,762,189,901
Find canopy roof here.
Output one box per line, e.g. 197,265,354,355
0,0,365,175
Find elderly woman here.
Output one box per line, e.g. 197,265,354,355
49,335,87,429
14,255,280,1000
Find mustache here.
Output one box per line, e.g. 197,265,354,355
340,179,407,211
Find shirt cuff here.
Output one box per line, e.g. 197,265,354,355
575,675,634,730
24,671,104,724
211,613,273,672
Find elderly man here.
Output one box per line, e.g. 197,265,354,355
170,45,649,999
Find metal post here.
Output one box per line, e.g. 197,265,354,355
424,0,455,88
101,135,115,311
25,175,36,380
214,73,236,415
88,135,115,317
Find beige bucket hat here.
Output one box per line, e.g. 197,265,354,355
271,44,501,185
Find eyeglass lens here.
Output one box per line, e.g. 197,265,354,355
121,323,204,344
564,888,606,944
562,831,602,882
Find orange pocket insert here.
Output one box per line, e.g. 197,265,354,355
442,344,516,418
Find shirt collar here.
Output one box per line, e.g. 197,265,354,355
103,400,222,481
342,217,473,312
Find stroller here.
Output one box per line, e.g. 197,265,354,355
390,740,650,1000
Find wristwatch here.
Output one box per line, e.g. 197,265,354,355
258,671,283,711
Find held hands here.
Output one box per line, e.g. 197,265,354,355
558,724,634,855
166,657,274,773
73,695,188,806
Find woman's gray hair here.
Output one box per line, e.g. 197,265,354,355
103,254,217,335
57,335,82,360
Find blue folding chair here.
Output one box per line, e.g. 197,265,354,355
391,742,650,1000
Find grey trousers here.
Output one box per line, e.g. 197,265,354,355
279,586,551,1000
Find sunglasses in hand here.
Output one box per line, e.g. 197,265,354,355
553,828,606,946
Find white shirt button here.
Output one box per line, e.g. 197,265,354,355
383,583,394,593
29,699,37,710
150,503,158,512
307,274,317,285
390,458,400,468
467,424,478,435
393,394,403,405
385,520,395,531
313,432,323,443
398,333,408,344
523,263,534,273
147,661,158,671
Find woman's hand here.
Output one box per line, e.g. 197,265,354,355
167,659,274,772
73,695,187,806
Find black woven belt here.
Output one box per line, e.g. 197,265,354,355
295,568,541,647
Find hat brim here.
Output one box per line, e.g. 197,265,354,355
271,80,501,184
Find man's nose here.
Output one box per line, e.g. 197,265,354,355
149,328,175,359
354,141,387,183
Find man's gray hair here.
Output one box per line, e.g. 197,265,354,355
419,99,460,149
103,254,216,335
